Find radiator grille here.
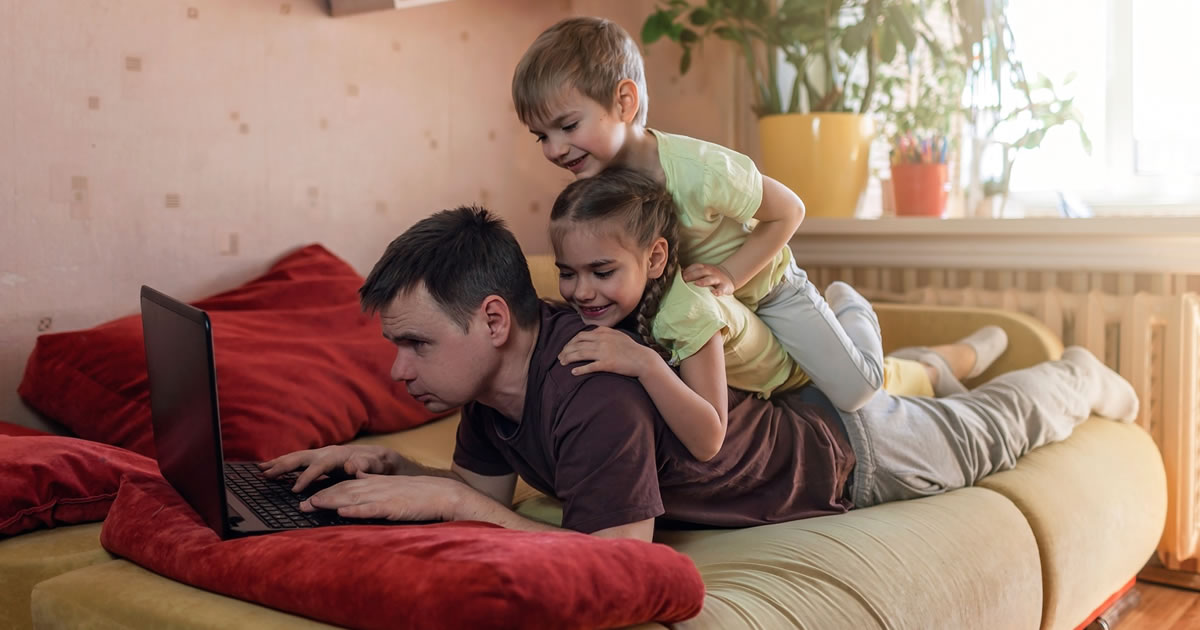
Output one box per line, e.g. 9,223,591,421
807,264,1200,570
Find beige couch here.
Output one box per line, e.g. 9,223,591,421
0,256,1167,629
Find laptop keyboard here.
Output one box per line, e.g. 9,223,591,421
224,462,359,529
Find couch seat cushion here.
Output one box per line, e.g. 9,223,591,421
978,418,1166,630
0,523,111,630
654,487,1043,629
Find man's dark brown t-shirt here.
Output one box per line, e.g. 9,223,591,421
452,303,855,533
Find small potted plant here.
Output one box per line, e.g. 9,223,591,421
876,52,965,216
643,0,939,218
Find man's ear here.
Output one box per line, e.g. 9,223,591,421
646,237,669,279
479,295,512,347
615,79,641,124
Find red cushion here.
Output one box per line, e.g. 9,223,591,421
0,420,48,437
101,475,705,629
17,244,446,460
0,435,159,536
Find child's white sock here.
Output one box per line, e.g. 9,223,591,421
960,326,1009,379
1061,346,1139,423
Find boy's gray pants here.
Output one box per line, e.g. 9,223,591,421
756,260,885,413
840,356,1102,507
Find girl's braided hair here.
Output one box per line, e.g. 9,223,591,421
549,167,679,360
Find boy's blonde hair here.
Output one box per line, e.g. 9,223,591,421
512,17,648,127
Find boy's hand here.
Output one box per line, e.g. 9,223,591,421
682,263,735,296
558,327,657,378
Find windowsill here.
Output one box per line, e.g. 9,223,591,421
790,216,1200,272
798,216,1200,237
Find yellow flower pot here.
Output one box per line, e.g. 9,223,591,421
758,113,875,218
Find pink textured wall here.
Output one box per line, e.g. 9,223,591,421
0,0,747,430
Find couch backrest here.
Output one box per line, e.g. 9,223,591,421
527,255,560,301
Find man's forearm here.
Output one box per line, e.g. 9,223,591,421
449,485,654,541
448,484,561,532
386,451,464,482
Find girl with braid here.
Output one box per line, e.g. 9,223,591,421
550,168,1009,462
551,167,845,461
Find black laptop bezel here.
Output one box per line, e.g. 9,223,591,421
140,285,233,539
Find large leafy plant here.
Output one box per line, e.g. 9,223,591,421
642,0,938,116
942,0,1090,202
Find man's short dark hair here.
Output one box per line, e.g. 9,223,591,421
360,206,540,330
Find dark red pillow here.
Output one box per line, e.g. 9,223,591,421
17,244,446,460
101,475,705,630
0,435,159,536
0,420,48,437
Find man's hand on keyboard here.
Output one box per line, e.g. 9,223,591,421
298,472,461,522
258,445,402,492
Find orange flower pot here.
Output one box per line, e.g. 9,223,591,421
891,163,948,217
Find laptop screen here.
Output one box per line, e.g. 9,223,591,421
140,286,230,537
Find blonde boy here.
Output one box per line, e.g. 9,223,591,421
512,16,891,411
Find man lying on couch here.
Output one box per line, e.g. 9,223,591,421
261,206,1139,542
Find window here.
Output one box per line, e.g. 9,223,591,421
1004,0,1200,214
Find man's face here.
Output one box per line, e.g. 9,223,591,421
527,87,628,180
380,285,492,413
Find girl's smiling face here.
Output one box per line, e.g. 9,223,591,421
553,223,666,328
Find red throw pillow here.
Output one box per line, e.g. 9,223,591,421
0,420,48,437
101,476,705,630
17,244,447,460
0,435,159,536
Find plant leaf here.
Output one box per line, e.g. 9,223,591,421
690,7,714,26
841,19,872,55
879,23,897,63
680,28,700,44
641,11,673,45
680,47,693,74
714,26,740,41
886,6,916,53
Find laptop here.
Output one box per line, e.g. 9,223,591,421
140,285,382,538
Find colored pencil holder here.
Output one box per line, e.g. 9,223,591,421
891,163,948,217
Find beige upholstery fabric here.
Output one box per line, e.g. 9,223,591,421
653,487,1042,630
31,560,337,629
873,303,1063,387
0,523,111,630
978,419,1166,630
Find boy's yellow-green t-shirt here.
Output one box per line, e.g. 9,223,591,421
651,270,810,397
652,129,792,311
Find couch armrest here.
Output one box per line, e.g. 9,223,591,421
876,303,1064,386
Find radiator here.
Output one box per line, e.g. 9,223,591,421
806,265,1200,570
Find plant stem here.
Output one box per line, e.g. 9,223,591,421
858,33,877,114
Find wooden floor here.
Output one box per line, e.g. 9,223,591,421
1121,583,1200,629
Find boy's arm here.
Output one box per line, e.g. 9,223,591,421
685,175,805,293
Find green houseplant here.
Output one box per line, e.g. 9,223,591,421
643,0,937,115
939,0,1091,216
643,0,941,217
